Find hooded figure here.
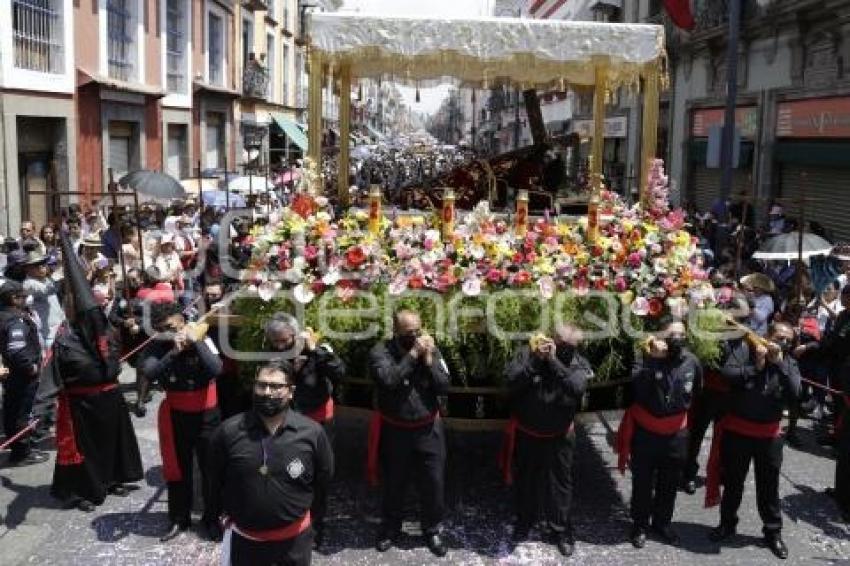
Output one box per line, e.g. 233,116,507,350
50,231,142,512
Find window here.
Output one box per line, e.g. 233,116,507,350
295,49,304,107
166,124,189,179
267,0,275,20
205,113,226,169
106,0,138,81
242,18,253,70
208,10,224,85
282,44,289,105
12,0,65,74
165,0,188,94
283,3,289,30
266,34,275,99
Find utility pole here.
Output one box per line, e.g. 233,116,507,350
719,0,741,215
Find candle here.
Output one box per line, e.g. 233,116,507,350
515,189,529,237
368,184,382,235
442,187,455,241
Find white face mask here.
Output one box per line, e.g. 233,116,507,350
25,295,34,307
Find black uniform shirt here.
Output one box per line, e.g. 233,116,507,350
369,339,451,421
808,310,850,392
208,410,334,530
631,349,702,417
505,346,592,433
0,308,42,378
141,337,222,392
720,340,802,423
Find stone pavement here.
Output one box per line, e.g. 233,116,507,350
2,372,850,565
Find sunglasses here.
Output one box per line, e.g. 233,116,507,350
254,381,293,392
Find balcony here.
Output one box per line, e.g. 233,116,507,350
242,0,268,11
243,57,270,100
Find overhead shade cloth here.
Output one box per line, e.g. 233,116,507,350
308,13,665,89
271,113,308,151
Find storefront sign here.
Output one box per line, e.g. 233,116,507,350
691,107,758,139
776,97,850,138
572,116,628,139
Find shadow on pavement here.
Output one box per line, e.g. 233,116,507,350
0,474,64,529
781,481,850,541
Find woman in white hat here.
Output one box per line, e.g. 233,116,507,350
154,233,184,291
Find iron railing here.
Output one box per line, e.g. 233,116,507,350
243,58,270,99
12,0,64,74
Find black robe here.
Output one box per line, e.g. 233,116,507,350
50,324,143,504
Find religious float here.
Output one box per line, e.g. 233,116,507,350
226,12,722,427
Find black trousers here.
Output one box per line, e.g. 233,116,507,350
230,528,312,566
310,418,334,535
2,372,39,461
684,391,728,481
719,431,784,534
835,413,850,514
514,428,576,534
380,418,446,535
630,426,688,529
166,407,220,526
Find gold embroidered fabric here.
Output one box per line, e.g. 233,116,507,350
308,13,665,89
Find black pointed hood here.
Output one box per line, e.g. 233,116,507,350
60,231,117,373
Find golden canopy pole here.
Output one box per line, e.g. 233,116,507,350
591,62,607,183
338,64,352,206
307,47,324,194
640,60,660,207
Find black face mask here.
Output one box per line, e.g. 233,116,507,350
556,344,575,365
776,339,793,353
667,337,687,358
253,393,287,418
397,334,418,351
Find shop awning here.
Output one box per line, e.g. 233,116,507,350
271,113,308,151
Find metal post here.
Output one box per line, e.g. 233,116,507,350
591,63,607,183
132,187,145,274
224,155,230,211
338,64,352,206
307,47,324,192
719,0,742,214
107,168,129,299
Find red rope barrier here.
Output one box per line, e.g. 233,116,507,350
0,419,40,451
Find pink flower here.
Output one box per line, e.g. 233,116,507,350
513,270,531,286
304,245,319,263
573,277,589,296
631,297,649,316
628,252,642,268
486,269,503,283
538,276,555,299
614,277,627,292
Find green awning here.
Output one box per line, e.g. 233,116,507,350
271,113,308,151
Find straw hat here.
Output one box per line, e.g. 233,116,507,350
80,234,103,248
740,273,775,293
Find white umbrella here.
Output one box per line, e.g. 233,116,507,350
752,231,833,260
180,177,220,195
226,175,275,194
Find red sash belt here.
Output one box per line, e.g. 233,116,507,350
704,415,782,508
366,411,438,487
158,382,218,482
56,382,118,466
615,404,688,475
498,415,574,485
227,511,311,542
304,397,334,423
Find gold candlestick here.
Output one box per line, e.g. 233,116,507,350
442,187,455,241
515,189,529,237
368,185,382,235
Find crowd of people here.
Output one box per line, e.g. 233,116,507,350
0,187,849,565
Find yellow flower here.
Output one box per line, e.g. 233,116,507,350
534,259,555,275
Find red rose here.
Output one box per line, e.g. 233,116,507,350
512,252,524,264
486,268,503,283
304,245,319,263
593,278,608,290
591,246,604,257
648,298,664,317
345,246,367,269
514,270,531,286
311,280,326,294
291,194,315,219
525,251,538,263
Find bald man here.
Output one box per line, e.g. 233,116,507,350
503,324,592,557
368,310,451,557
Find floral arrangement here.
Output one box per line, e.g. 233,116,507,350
234,160,717,387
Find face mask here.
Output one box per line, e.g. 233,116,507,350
556,344,575,364
253,393,287,418
776,339,793,353
397,333,419,351
667,337,687,357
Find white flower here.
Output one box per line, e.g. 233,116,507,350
322,269,341,286
631,297,650,316
468,244,485,260
538,276,555,299
293,283,315,304
389,277,408,296
462,278,481,297
283,267,304,284
257,281,279,302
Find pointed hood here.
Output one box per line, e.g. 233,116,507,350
59,231,117,373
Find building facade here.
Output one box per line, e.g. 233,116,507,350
643,0,850,242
